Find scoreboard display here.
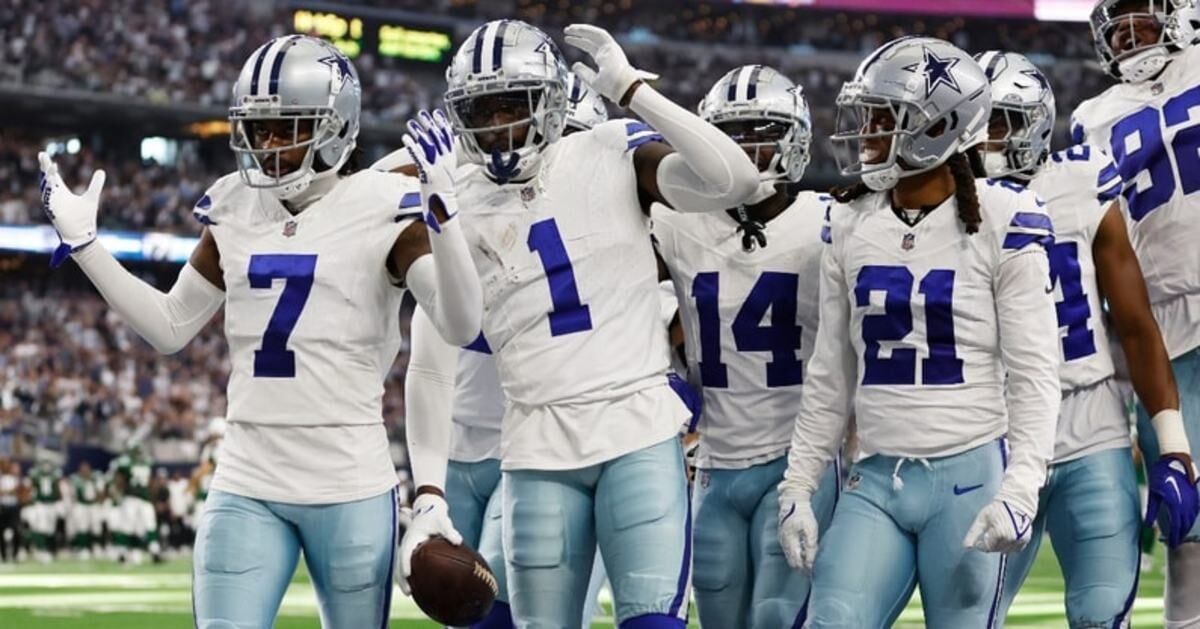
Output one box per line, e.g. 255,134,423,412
292,8,455,62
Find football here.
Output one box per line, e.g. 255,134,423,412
409,537,498,626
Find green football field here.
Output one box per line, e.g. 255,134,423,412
0,540,1167,628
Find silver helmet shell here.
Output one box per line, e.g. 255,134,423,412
698,65,812,184
975,51,1056,180
564,72,609,133
229,35,361,200
1090,0,1200,84
444,20,569,183
832,36,991,191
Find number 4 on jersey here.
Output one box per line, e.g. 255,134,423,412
692,272,804,388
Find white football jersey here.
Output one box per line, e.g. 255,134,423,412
821,180,1059,460
449,342,505,463
195,168,420,503
457,119,689,470
654,192,829,470
1071,45,1200,358
1029,146,1128,462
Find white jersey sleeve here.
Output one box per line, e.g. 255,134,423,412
782,198,855,496
655,192,829,470
1071,45,1200,357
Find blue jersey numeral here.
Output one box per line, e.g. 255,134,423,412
692,271,804,388
527,218,593,337
1047,241,1096,361
854,266,964,386
247,254,318,378
1109,85,1200,220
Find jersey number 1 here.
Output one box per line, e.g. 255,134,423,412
248,253,318,378
528,219,593,336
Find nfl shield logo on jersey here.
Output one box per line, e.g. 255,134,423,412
283,220,297,237
901,233,915,250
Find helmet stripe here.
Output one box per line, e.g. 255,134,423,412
726,67,743,101
982,51,1006,81
746,65,763,100
471,26,487,74
248,43,271,96
268,36,302,96
255,36,290,96
491,20,509,71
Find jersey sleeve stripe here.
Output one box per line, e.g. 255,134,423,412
1097,181,1123,204
1004,212,1054,250
398,192,421,209
1097,162,1120,187
1009,211,1053,232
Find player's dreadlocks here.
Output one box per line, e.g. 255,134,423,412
830,147,984,235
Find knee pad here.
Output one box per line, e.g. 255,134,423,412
753,597,805,629
325,541,378,593
690,524,736,592
1167,543,1200,625
806,596,864,629
619,613,685,629
471,600,516,629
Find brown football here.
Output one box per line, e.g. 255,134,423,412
409,536,498,626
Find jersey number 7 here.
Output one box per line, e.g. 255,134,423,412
248,253,318,378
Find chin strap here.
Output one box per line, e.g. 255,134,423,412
730,206,767,252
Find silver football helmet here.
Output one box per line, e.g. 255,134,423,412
444,20,569,183
1091,0,1200,83
229,35,361,200
975,51,1056,180
564,72,608,133
698,65,812,184
832,36,991,191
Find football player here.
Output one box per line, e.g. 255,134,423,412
978,49,1198,628
652,65,838,628
25,458,61,563
777,37,1061,628
1072,2,1200,625
398,19,761,629
66,462,103,559
38,34,482,628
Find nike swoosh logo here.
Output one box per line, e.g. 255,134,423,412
415,505,434,517
953,483,984,495
1166,476,1183,503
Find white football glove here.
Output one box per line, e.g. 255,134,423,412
563,24,659,105
402,109,459,231
963,499,1034,554
778,489,820,572
37,151,105,267
396,492,463,595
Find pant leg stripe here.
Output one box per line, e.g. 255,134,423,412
987,554,1007,629
1114,542,1141,628
381,486,398,629
667,474,694,620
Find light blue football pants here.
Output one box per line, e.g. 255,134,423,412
1000,447,1140,628
503,437,691,629
193,487,397,629
1137,347,1200,543
806,440,1007,629
691,455,840,629
447,458,509,608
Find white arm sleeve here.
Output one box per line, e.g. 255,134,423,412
404,216,483,347
994,249,1061,515
71,243,224,355
627,85,760,213
781,249,856,497
404,306,458,491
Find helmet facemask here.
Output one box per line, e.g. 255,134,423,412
446,83,567,184
981,102,1052,180
1092,0,1195,82
230,101,350,200
714,116,811,184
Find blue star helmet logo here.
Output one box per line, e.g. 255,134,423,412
916,47,962,98
1019,67,1051,94
319,53,356,88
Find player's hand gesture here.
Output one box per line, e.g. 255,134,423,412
778,489,820,572
1145,452,1200,548
563,24,658,105
964,499,1033,554
396,492,463,595
402,109,458,230
37,151,105,267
